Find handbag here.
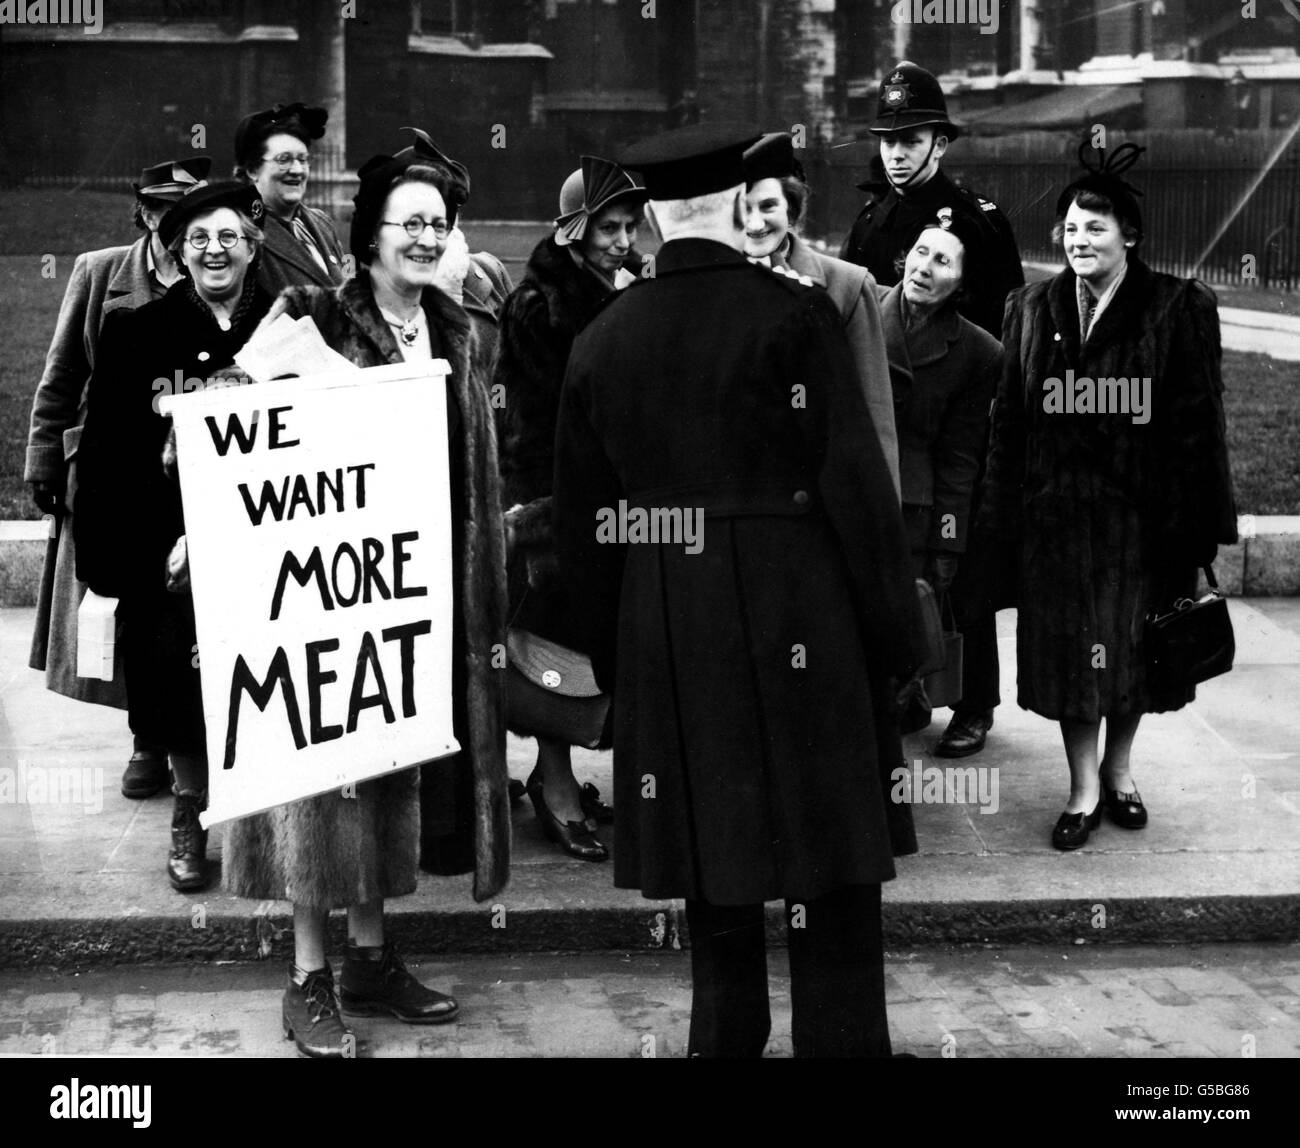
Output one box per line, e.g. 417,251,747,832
505,628,610,750
923,589,964,709
1144,565,1235,687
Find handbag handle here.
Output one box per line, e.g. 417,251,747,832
1202,564,1218,591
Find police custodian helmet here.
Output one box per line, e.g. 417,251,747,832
871,61,961,140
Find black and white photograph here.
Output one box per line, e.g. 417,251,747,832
0,0,1295,1113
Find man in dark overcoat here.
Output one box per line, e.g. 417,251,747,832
841,61,1024,758
553,124,924,1058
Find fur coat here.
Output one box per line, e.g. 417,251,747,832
980,258,1237,721
222,273,510,907
493,234,616,649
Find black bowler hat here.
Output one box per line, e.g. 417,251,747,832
620,122,761,200
234,102,328,170
743,132,806,185
871,61,961,139
349,127,472,264
158,180,264,248
133,157,212,202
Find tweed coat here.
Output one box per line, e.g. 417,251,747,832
840,168,1024,340
980,258,1237,722
554,238,925,906
222,272,510,908
494,234,620,651
74,278,273,751
255,205,347,297
877,282,1002,560
26,239,157,706
782,235,901,499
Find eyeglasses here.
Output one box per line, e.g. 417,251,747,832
265,152,311,170
381,217,450,240
186,230,247,251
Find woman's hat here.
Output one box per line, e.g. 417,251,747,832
158,180,264,248
349,127,472,264
871,61,961,140
907,202,989,273
1055,140,1145,237
742,132,806,185
554,155,647,247
234,102,328,170
133,157,212,202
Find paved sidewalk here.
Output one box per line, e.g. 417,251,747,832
1,943,1297,1058
3,598,1299,965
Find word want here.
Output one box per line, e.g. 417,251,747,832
595,500,703,555
1041,369,1152,424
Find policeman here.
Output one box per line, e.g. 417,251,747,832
554,123,924,1057
840,60,1022,340
842,61,1022,758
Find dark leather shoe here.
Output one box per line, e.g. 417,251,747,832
527,777,608,861
1102,783,1148,829
166,790,209,892
340,943,459,1024
121,750,169,799
579,781,614,825
934,710,994,758
283,964,355,1057
1052,800,1102,851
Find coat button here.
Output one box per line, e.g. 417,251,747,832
197,351,210,362
542,669,562,689
1053,332,1061,342
793,490,809,506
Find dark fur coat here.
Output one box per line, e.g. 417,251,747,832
980,258,1237,721
494,235,615,648
222,274,509,906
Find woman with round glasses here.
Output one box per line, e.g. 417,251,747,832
233,102,346,295
74,181,273,895
221,131,509,1058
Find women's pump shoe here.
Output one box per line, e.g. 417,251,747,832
1102,784,1148,829
1051,800,1102,851
527,776,609,861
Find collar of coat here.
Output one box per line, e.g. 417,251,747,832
262,208,339,287
337,270,473,368
880,280,963,368
521,234,615,329
105,236,154,305
1044,255,1153,365
654,237,749,274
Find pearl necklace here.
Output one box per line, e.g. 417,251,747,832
379,305,424,347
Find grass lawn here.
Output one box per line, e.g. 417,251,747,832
2,188,1297,519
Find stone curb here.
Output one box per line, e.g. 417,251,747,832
3,895,1297,970
4,516,1299,605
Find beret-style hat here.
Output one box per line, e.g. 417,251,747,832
158,180,264,248
742,132,806,185
349,127,472,263
1055,140,1145,237
234,102,328,169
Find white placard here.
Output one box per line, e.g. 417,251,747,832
161,361,459,828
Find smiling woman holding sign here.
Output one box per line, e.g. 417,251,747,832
220,130,509,1059
74,180,273,895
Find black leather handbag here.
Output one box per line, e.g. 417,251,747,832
505,629,610,750
1144,566,1235,687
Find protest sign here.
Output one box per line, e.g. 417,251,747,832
160,361,459,828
